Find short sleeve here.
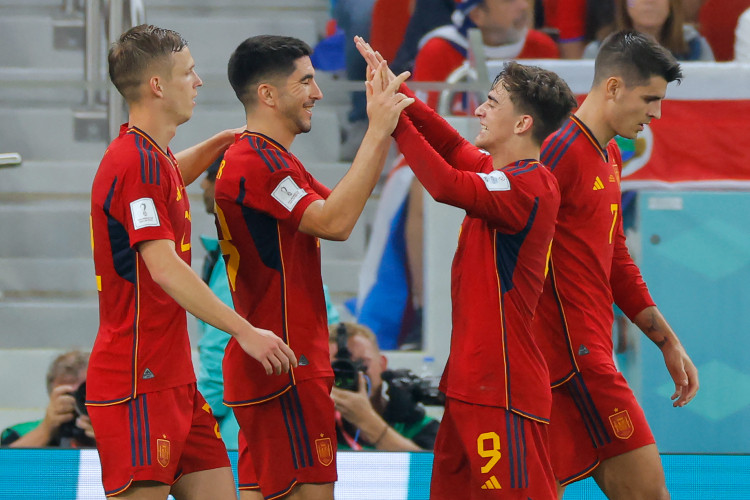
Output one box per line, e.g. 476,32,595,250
117,162,176,247
243,151,324,229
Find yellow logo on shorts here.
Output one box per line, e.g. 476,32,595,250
609,409,634,439
315,436,333,466
157,438,171,467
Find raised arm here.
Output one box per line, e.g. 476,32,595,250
356,37,488,173
175,128,240,186
299,68,414,240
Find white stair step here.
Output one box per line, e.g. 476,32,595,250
0,13,84,70
0,106,107,162
0,200,91,258
145,15,318,75
0,258,95,293
0,299,203,349
0,161,97,194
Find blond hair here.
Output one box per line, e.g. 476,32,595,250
46,351,88,395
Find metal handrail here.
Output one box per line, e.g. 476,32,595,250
0,153,23,169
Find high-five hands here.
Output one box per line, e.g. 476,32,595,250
355,36,397,89
365,59,414,136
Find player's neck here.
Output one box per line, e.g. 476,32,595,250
574,97,616,148
488,141,539,170
245,112,296,151
127,107,177,153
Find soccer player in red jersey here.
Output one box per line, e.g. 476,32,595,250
531,31,700,499
358,39,577,499
215,36,414,500
88,25,296,499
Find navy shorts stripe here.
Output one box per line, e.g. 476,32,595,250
134,397,144,466
568,377,603,447
291,387,314,467
520,416,528,488
505,410,516,489
578,375,611,444
142,395,151,465
513,414,522,489
284,392,307,468
128,401,136,468
278,393,299,470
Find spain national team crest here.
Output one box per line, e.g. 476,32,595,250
157,438,171,467
316,437,333,466
609,410,634,439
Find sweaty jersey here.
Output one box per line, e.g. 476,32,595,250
214,131,333,406
532,116,655,386
88,125,194,405
393,86,560,421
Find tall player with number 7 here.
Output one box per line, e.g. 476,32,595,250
531,31,700,499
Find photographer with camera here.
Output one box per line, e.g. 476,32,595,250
1,350,94,448
329,322,440,451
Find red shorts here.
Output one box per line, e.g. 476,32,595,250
234,377,337,500
431,397,556,500
88,383,230,496
549,364,655,486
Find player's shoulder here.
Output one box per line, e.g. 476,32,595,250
501,159,557,191
227,132,299,174
540,118,587,170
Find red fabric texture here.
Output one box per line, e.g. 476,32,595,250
532,116,655,387
543,0,588,42
699,0,750,61
370,0,413,62
234,378,337,499
89,384,230,496
431,398,556,500
394,84,560,420
549,367,655,485
215,131,332,406
88,125,195,405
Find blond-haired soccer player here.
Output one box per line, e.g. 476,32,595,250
88,25,296,499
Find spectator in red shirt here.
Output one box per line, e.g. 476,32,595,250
543,0,588,59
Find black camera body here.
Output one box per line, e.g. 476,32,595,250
331,324,367,392
58,382,95,446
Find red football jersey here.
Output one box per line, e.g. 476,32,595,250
543,0,587,43
532,116,655,386
214,132,333,406
393,88,560,421
88,125,194,405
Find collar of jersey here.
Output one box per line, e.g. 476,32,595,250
569,115,608,162
240,131,288,153
128,126,175,165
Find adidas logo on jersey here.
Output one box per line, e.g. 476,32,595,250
481,476,502,490
578,345,590,356
593,177,605,190
143,368,155,379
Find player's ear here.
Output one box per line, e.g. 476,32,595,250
605,76,621,99
515,114,533,136
148,76,164,99
257,83,275,107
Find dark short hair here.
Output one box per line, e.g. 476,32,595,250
228,35,313,108
108,24,188,103
594,30,683,87
492,62,578,146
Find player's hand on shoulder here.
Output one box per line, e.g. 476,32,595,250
365,62,414,136
238,327,298,375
